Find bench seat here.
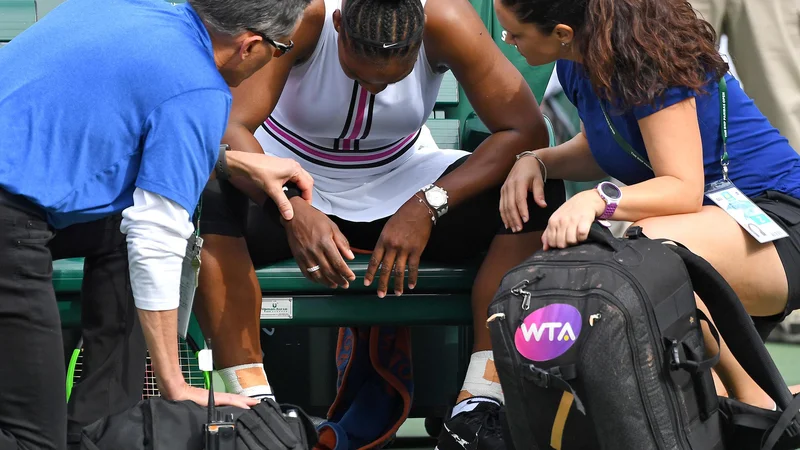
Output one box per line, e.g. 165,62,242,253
55,255,478,328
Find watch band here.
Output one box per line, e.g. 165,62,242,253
420,184,449,219
215,144,232,181
598,203,618,220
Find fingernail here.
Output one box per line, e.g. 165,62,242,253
378,291,385,299
522,216,528,222
409,284,415,290
364,279,371,286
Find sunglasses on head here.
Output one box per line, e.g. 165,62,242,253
251,30,294,57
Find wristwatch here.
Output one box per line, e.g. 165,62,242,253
420,184,449,220
215,144,232,181
596,181,622,219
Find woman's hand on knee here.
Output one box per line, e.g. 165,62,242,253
501,156,547,233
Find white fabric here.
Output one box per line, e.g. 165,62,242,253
255,0,468,221
120,188,193,311
459,351,504,404
450,396,499,418
218,363,273,397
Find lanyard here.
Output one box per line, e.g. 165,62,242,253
599,77,729,180
193,198,202,237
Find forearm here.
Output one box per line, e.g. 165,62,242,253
536,131,608,182
437,128,547,208
610,176,704,222
121,188,194,392
138,308,183,394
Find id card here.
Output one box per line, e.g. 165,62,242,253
705,180,788,243
178,234,203,339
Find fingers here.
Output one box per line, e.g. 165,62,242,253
393,252,408,296
214,391,260,409
321,240,353,289
266,186,295,221
576,217,592,243
531,175,547,209
299,246,340,288
500,181,524,232
407,252,420,290
291,168,314,203
364,244,384,288
332,226,356,262
375,247,397,299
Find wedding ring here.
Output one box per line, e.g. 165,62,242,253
307,265,321,273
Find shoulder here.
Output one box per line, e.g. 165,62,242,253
422,0,495,69
287,0,327,64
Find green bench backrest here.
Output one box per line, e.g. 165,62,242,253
0,0,37,42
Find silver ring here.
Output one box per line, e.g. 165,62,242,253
307,265,321,273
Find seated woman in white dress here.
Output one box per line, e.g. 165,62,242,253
195,0,564,448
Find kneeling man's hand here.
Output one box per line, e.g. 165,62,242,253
225,152,314,221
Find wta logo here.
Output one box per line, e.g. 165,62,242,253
515,304,582,362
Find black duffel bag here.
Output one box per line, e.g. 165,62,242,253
80,397,318,450
487,223,800,450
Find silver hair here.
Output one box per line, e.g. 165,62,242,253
188,0,310,39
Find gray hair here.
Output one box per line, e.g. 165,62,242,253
188,0,310,39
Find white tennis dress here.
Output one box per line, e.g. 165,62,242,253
254,0,468,222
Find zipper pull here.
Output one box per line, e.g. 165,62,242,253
510,280,533,311
521,291,532,310
589,313,602,327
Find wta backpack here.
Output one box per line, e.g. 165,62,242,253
487,223,800,450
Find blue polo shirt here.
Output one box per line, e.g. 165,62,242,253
557,60,800,200
0,0,231,228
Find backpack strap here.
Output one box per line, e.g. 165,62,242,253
524,364,585,415
762,393,800,450
664,243,794,411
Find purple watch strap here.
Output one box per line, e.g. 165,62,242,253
598,203,617,220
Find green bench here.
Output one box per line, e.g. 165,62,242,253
0,0,37,44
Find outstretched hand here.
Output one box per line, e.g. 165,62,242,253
364,197,434,297
163,381,259,409
226,151,314,221
500,154,548,233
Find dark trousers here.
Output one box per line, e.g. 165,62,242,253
0,189,146,450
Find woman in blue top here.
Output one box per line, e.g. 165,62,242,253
495,0,800,408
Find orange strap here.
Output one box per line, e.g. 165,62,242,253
550,392,574,450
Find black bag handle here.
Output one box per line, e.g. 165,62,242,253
587,222,626,252
665,244,795,412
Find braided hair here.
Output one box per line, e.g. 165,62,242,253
341,0,425,59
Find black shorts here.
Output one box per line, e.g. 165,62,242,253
200,156,566,266
749,190,800,339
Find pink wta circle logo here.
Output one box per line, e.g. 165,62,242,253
515,303,582,362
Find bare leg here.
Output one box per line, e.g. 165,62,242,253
457,231,543,403
635,206,789,409
195,234,266,387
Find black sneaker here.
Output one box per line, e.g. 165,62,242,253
435,397,513,450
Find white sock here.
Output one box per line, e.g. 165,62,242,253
218,363,275,400
451,396,499,418
458,351,504,405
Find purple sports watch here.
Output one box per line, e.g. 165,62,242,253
596,181,623,220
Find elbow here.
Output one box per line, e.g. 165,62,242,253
680,180,705,214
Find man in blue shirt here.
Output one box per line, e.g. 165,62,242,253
0,0,313,448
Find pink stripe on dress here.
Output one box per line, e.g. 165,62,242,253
266,120,417,163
